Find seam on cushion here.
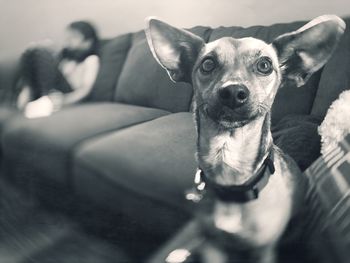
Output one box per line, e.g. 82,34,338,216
187,27,213,112
3,105,169,152
0,57,21,106
89,33,133,102
187,26,213,43
308,67,326,116
72,151,192,214
310,17,350,118
114,31,143,96
111,33,133,95
203,27,213,43
70,108,171,157
67,110,171,186
3,109,170,189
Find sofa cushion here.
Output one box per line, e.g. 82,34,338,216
114,27,212,113
272,114,322,171
2,103,169,185
71,111,321,238
72,113,197,235
209,21,323,125
88,34,132,102
311,17,350,120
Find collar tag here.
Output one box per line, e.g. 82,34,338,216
185,169,206,203
185,187,204,203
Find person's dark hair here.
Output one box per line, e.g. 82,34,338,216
60,20,99,62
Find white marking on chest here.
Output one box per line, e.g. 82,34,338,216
211,162,294,246
202,127,262,183
214,203,243,233
205,132,243,167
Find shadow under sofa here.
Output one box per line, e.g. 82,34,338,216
1,16,350,260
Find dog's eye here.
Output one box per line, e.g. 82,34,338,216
200,58,216,74
256,57,273,75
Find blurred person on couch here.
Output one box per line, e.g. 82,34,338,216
16,21,100,118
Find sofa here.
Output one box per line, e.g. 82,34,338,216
0,16,349,261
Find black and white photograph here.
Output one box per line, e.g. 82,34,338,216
0,0,349,262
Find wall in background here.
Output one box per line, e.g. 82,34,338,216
1,0,349,58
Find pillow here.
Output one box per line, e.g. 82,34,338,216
318,90,350,155
115,27,212,113
272,114,322,171
114,31,193,113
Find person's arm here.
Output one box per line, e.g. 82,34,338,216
60,55,100,105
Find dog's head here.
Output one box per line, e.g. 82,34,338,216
146,15,345,129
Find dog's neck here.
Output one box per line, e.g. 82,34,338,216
196,110,273,185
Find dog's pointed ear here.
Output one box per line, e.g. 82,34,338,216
145,17,205,83
272,15,346,87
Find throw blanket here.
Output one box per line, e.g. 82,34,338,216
303,134,350,263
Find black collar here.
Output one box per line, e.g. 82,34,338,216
187,151,275,203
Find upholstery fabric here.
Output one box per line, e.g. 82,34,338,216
114,27,212,113
2,103,169,184
73,112,196,208
71,112,324,239
272,114,322,171
72,113,197,232
88,34,132,102
0,55,21,106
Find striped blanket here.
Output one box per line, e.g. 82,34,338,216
304,133,350,262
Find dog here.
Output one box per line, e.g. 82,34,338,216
145,15,345,263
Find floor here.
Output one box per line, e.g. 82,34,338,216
0,178,131,263
0,174,322,263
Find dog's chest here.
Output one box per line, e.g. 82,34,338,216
199,131,262,183
207,171,293,246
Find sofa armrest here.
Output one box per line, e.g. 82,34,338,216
0,54,21,106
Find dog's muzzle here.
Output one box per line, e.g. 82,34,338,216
203,84,259,128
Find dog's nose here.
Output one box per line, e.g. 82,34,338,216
218,84,250,108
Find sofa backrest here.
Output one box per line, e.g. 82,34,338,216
311,17,350,119
114,27,212,113
90,17,349,122
88,33,133,102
